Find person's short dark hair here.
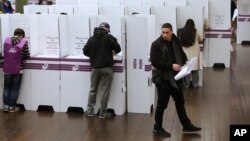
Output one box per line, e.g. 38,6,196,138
161,23,173,31
14,28,25,37
99,22,110,32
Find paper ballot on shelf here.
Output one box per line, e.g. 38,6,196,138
174,57,197,80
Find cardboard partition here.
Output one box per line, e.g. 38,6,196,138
78,0,99,6
29,15,60,57
121,0,144,6
99,6,125,16
73,6,99,15
145,0,165,6
23,5,49,14
125,15,155,113
99,0,121,6
49,5,74,15
125,6,151,15
56,0,78,5
151,6,177,36
59,15,90,58
165,0,187,7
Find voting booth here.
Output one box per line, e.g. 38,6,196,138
73,6,99,15
122,0,144,6
145,0,165,6
49,5,74,15
237,0,250,44
56,0,78,5
125,15,155,113
59,15,91,112
99,6,125,16
78,0,99,6
125,6,151,15
29,15,61,112
204,0,231,68
165,0,187,7
151,6,177,36
99,0,122,6
23,5,50,14
0,14,32,110
89,15,126,115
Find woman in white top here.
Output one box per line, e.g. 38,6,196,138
178,19,202,88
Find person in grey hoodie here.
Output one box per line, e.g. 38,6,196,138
2,28,30,112
83,22,121,118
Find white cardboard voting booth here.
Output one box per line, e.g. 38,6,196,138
237,0,250,44
125,15,155,113
187,0,209,24
125,6,151,15
23,5,50,14
73,6,99,15
165,0,187,7
89,15,126,115
0,14,32,110
56,0,78,5
29,15,61,112
99,0,122,6
78,0,99,6
59,15,90,112
49,6,74,15
151,6,177,36
145,0,165,6
122,0,144,6
204,0,231,68
99,6,125,16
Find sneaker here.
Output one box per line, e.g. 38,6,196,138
153,128,171,137
9,107,20,113
183,124,202,132
98,110,112,119
84,108,94,117
3,105,9,112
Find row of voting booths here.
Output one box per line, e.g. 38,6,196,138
0,0,232,114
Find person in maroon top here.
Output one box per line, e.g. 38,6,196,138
2,28,30,112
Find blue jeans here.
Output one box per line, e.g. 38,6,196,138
3,74,23,107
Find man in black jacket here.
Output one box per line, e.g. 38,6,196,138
150,23,201,137
83,22,121,118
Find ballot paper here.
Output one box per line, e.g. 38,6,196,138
174,57,197,80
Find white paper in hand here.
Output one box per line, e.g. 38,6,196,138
174,57,197,80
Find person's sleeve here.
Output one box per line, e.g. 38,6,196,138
150,42,172,70
180,44,188,64
21,42,30,60
83,39,90,57
110,36,121,54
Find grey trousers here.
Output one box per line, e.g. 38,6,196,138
185,70,199,87
87,67,113,111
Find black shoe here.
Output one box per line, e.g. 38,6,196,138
183,124,202,132
153,128,171,137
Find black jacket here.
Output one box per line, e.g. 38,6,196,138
150,34,187,88
83,27,121,68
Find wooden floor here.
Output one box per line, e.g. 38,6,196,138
0,43,250,141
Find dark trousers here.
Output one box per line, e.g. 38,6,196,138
154,80,191,130
3,74,23,107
